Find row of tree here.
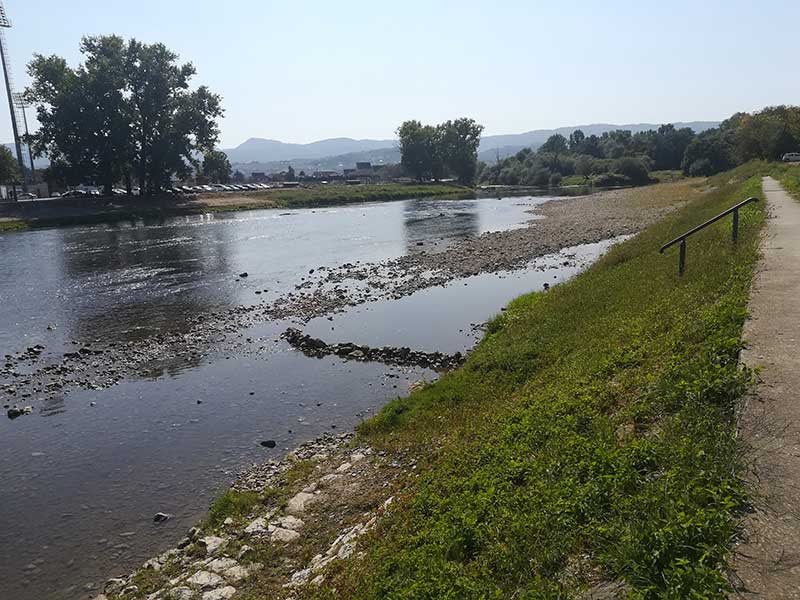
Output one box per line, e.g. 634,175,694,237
397,118,484,185
26,35,223,196
479,106,800,187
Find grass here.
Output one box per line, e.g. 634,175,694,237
298,166,768,599
205,489,262,528
0,218,27,232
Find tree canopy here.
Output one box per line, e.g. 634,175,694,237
26,35,223,196
202,150,232,184
398,118,484,184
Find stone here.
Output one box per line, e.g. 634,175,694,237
350,452,366,463
238,272,248,278
143,558,162,571
276,515,304,530
260,440,277,448
286,492,317,515
223,565,250,582
236,545,252,560
154,512,171,523
186,570,223,589
167,588,195,600
222,517,234,526
7,405,32,419
336,462,352,473
199,536,226,556
270,527,301,543
202,587,236,600
104,578,127,594
206,557,238,574
244,517,268,535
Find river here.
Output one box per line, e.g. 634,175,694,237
0,194,617,600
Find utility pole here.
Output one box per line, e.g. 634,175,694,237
0,3,26,196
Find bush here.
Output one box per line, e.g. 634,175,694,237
688,158,714,177
614,157,652,185
549,172,563,187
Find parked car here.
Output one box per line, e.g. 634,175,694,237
782,152,800,162
60,189,89,198
18,192,37,200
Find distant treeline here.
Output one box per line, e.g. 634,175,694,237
478,106,800,187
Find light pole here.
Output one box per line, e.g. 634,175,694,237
0,2,26,196
12,92,34,180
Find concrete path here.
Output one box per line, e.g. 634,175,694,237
735,177,800,598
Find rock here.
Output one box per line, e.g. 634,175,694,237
286,492,317,515
244,517,268,535
104,578,127,594
198,536,227,556
260,440,277,448
222,517,234,526
350,452,366,463
7,405,32,419
270,527,301,543
223,565,250,583
311,574,326,585
186,570,223,589
236,545,252,560
276,515,304,530
336,462,352,473
206,557,238,574
143,558,162,571
238,272,248,278
154,512,171,523
202,587,236,600
167,588,195,600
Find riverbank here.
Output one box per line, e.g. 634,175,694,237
88,169,770,600
0,183,470,231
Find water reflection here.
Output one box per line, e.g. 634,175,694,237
403,199,479,252
57,219,237,344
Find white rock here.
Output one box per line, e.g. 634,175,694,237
276,515,304,530
186,570,223,589
302,482,318,493
244,517,268,535
143,558,162,571
236,545,252,559
223,565,250,582
336,462,352,473
199,536,227,556
167,588,195,600
271,527,301,543
286,568,311,587
222,517,234,526
201,587,236,600
350,452,366,463
311,574,325,585
320,473,341,484
286,492,317,515
206,557,238,574
382,496,394,510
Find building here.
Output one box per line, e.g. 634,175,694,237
343,162,380,184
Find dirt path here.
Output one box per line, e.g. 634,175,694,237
735,176,800,598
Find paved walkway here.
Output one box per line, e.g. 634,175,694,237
735,176,800,598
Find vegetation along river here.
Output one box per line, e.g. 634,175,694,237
0,192,625,600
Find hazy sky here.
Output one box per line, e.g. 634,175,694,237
1,0,798,147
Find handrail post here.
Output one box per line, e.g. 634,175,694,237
732,208,739,243
679,239,686,276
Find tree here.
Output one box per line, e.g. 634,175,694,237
397,120,436,181
0,145,20,184
287,165,296,181
438,118,484,185
232,170,246,183
202,150,232,183
540,134,568,169
26,35,223,197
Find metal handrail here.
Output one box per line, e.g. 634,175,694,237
660,196,759,274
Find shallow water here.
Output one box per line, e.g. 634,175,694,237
0,195,617,600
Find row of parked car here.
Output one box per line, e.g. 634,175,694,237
54,183,274,199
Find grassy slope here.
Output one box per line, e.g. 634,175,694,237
302,168,767,599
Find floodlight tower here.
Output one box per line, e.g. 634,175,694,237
0,2,27,194
12,92,34,176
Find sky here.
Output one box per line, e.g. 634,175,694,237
1,0,799,148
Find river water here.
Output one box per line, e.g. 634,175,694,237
0,195,617,600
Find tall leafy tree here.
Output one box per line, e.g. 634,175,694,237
202,150,232,183
0,145,20,184
26,35,223,197
439,118,484,185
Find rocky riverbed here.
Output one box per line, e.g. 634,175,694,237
1,188,683,420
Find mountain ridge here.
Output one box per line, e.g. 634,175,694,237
225,121,720,174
